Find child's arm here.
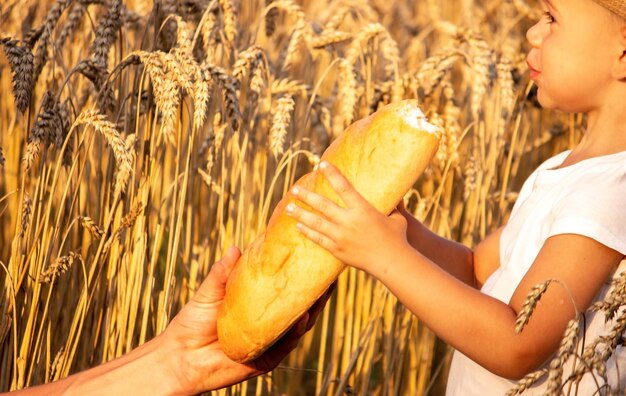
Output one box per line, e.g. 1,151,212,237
286,162,623,379
397,203,503,288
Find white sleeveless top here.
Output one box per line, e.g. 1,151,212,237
446,150,626,395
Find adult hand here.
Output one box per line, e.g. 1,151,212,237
163,246,329,394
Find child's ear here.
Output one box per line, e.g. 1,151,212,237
613,25,626,80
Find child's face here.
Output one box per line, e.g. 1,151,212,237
526,0,623,112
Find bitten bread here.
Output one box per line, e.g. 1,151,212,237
217,100,441,362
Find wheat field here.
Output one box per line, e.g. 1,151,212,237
1,0,623,394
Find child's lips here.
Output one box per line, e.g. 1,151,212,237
526,61,541,79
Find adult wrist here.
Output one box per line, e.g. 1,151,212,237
54,333,185,396
155,332,202,396
151,334,192,396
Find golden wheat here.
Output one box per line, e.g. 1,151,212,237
77,216,105,240
0,1,618,395
269,95,295,158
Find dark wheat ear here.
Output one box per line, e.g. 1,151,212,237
33,0,73,84
55,3,87,50
89,0,123,69
39,252,82,283
1,38,34,114
19,193,32,239
24,90,63,172
264,0,278,37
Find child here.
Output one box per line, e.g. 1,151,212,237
285,0,626,393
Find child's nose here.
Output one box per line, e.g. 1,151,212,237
525,21,544,48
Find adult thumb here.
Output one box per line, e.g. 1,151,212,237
193,246,241,304
389,208,404,219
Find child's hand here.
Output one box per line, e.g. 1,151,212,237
285,161,412,272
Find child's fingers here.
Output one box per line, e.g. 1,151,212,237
286,202,338,240
294,221,337,252
318,162,366,207
290,186,342,219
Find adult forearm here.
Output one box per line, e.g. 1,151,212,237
7,335,183,396
405,216,476,286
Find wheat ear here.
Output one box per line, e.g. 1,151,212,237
74,110,133,199
78,216,104,240
39,252,81,283
90,0,122,68
269,95,295,158
515,280,553,334
1,38,34,113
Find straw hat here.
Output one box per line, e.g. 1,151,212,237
593,0,626,19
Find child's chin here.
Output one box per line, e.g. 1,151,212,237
534,89,561,111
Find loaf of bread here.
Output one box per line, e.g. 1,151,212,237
217,100,441,362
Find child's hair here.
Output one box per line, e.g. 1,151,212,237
592,0,626,20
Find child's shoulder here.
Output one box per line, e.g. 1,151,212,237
538,149,626,177
538,150,571,171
